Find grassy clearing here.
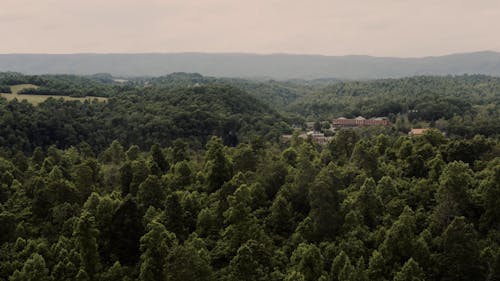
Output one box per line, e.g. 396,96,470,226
10,84,38,94
0,84,108,105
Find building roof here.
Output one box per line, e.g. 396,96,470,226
409,128,429,136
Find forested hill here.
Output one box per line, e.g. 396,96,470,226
1,51,500,79
2,72,500,141
0,82,290,152
290,74,500,117
0,72,500,281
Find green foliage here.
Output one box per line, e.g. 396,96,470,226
437,217,483,281
165,239,213,281
74,211,100,280
204,137,232,193
290,243,324,281
137,175,166,211
393,258,425,281
432,161,474,231
228,240,271,281
139,221,176,281
0,85,12,93
309,163,343,241
0,82,288,154
9,253,51,281
150,144,169,173
0,73,499,281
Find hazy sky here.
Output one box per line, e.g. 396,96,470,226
2,0,500,57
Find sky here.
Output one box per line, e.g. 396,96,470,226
1,0,500,57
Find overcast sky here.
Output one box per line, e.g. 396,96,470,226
2,0,500,57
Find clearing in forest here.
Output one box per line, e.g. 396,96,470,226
0,84,108,105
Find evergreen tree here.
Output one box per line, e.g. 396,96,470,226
353,178,383,229
9,253,52,281
432,161,474,231
139,221,176,281
479,164,500,231
102,140,125,164
204,137,232,193
119,162,133,195
290,243,324,281
330,250,350,281
267,194,295,238
380,206,416,267
367,250,387,281
309,162,342,241
150,143,169,173
393,258,425,281
163,193,187,241
74,211,100,280
437,217,483,281
228,240,271,281
101,262,124,281
171,139,189,163
126,145,141,161
164,238,213,281
109,197,144,265
137,175,166,211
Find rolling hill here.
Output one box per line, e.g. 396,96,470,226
1,51,500,79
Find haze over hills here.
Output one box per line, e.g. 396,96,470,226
1,51,500,79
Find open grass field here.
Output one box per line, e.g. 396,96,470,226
0,84,108,105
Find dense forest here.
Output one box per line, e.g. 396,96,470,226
0,75,290,152
0,72,499,281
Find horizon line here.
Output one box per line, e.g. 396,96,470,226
0,50,498,60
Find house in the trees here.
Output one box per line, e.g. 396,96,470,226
332,116,390,129
408,128,429,137
281,131,333,145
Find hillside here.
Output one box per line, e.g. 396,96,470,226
0,72,500,281
1,51,500,79
0,83,289,152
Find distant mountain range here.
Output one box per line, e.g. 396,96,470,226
1,51,500,80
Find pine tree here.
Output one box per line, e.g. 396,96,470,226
163,193,187,241
330,251,350,281
9,253,52,281
137,175,166,211
126,145,141,161
139,221,176,281
380,206,416,267
204,137,232,193
228,240,271,281
393,258,424,281
109,197,144,265
354,178,383,229
438,217,483,281
101,261,124,281
102,140,125,164
171,139,189,163
290,243,324,281
309,162,342,241
150,143,169,173
165,238,213,281
432,161,474,231
367,250,387,281
267,194,295,238
479,165,500,231
74,211,100,280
